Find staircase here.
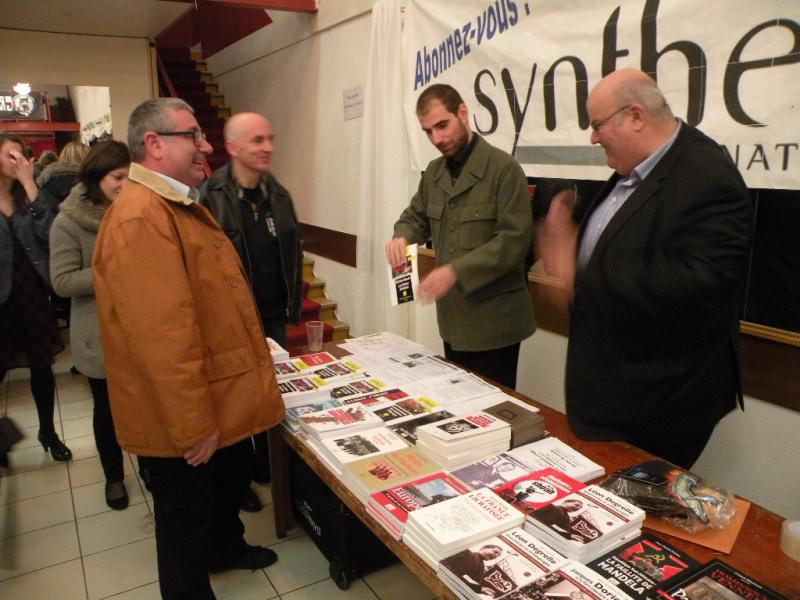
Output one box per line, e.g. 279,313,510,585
287,256,350,352
156,47,230,171
156,48,350,351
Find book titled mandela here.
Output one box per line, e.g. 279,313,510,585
657,559,788,600
586,532,700,599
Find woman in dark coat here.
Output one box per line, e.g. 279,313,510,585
0,134,71,461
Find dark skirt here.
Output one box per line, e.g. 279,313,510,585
0,223,64,370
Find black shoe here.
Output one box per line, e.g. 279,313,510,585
210,545,278,573
38,432,73,462
240,487,262,513
105,481,129,510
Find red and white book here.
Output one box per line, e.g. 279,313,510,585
491,467,586,517
299,403,385,440
368,471,471,537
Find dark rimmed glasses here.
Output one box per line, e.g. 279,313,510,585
154,129,207,146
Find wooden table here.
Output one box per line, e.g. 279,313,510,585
268,343,800,599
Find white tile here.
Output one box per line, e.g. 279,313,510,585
4,443,60,474
0,490,74,539
5,378,33,399
56,384,93,405
62,415,94,440
63,433,100,462
78,501,154,556
252,481,274,506
0,463,70,505
210,567,277,599
107,582,161,599
0,558,86,600
362,560,433,600
59,398,94,421
73,474,146,519
281,577,379,600
0,521,80,580
265,534,329,593
240,503,303,549
10,425,43,450
67,456,105,488
2,406,40,428
83,537,158,600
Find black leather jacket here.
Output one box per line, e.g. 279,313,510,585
200,164,303,324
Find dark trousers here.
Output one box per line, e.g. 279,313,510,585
87,377,124,483
252,315,287,484
0,365,56,438
138,438,253,600
628,428,715,470
443,341,521,390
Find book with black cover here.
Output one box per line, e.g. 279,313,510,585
484,401,546,448
657,559,788,600
586,532,700,599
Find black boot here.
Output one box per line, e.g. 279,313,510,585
38,431,73,462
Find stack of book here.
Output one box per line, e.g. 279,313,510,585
298,403,385,440
483,400,546,448
524,485,646,563
402,488,525,569
438,526,569,600
266,337,290,363
341,446,441,503
511,561,637,600
274,351,337,380
311,426,409,476
506,436,605,482
415,412,511,469
367,471,471,539
449,452,535,490
491,467,587,526
388,410,455,445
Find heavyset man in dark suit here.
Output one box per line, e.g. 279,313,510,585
540,69,752,468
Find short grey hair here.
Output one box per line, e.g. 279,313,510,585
615,76,674,121
128,98,194,161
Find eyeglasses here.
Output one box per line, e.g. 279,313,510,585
590,104,631,133
154,129,207,146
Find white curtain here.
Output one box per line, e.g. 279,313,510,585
69,85,112,143
354,0,414,337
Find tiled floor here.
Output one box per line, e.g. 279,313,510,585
0,355,438,599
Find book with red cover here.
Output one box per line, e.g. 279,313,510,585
370,471,470,525
657,559,788,600
491,467,586,516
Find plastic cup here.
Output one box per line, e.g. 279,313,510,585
305,320,324,351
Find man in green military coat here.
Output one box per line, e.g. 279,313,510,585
386,84,535,389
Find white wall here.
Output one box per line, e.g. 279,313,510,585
207,2,799,519
0,29,153,142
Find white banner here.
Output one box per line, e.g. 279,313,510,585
403,0,800,189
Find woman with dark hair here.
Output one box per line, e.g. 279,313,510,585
50,140,130,508
0,134,72,462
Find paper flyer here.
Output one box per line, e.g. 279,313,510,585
388,243,419,306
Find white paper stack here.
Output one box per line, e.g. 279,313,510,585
314,426,409,476
402,488,525,569
438,526,569,600
415,412,511,469
524,485,645,563
266,337,290,363
506,436,605,482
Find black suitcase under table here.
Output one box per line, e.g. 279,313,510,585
288,451,398,589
